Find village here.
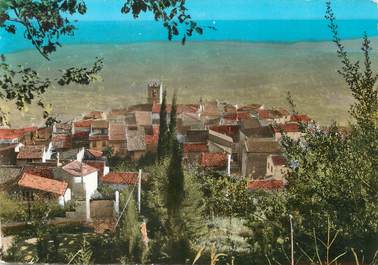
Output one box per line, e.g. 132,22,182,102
0,80,312,229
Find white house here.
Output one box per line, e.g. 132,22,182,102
266,154,287,180
61,160,98,220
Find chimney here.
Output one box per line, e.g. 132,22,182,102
115,190,120,216
138,169,142,213
227,154,231,176
159,82,163,104
57,152,62,167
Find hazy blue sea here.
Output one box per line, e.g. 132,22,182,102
2,19,378,53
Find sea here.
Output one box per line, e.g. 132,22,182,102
2,20,378,53
2,19,378,127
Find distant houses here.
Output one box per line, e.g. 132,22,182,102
0,79,320,215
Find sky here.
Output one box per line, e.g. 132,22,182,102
78,0,378,21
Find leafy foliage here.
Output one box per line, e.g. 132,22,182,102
121,0,204,44
0,0,87,60
57,57,104,85
244,2,378,263
144,159,206,263
0,192,24,222
0,55,103,126
166,138,185,214
66,237,93,265
200,172,251,218
117,188,144,262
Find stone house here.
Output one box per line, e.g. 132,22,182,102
89,120,109,151
126,127,146,161
108,123,127,156
16,144,53,166
273,123,303,142
241,139,281,178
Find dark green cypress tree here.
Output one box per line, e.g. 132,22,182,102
157,90,169,160
169,91,177,137
166,138,185,214
168,91,178,151
165,138,189,263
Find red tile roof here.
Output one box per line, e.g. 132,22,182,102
87,149,103,158
23,166,54,179
101,172,139,185
209,125,239,140
109,123,126,141
145,125,159,145
0,127,37,140
271,155,287,166
84,160,105,178
290,114,312,123
152,103,199,114
237,104,263,112
74,119,92,128
52,134,72,149
17,145,44,159
73,131,89,139
83,111,103,120
273,123,301,133
223,112,250,121
62,160,98,176
18,173,68,196
199,152,227,168
89,135,109,141
183,143,208,153
257,109,289,120
247,179,285,190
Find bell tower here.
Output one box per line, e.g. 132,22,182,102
147,80,162,104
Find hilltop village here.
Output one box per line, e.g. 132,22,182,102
0,80,312,222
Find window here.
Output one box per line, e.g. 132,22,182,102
92,141,97,148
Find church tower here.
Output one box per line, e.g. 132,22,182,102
147,80,162,104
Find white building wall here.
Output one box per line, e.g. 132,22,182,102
83,171,98,220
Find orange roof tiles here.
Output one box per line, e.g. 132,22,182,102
290,114,312,123
109,123,126,141
17,145,44,159
183,143,208,153
83,111,103,120
89,135,109,141
18,173,68,196
101,172,139,185
273,123,301,133
74,119,92,128
223,112,250,121
52,134,72,149
209,125,239,140
73,131,89,139
247,179,284,191
0,127,37,140
199,152,227,168
237,104,263,112
84,160,105,178
87,149,103,158
62,160,98,176
23,166,54,179
257,109,289,120
152,103,199,114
